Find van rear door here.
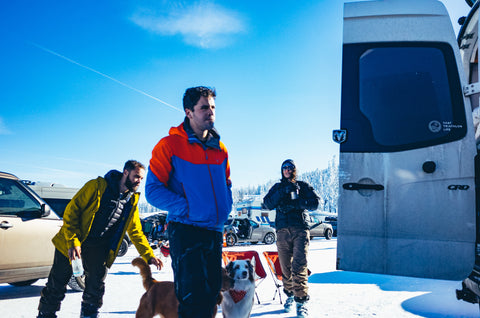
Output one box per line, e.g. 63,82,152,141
336,0,476,280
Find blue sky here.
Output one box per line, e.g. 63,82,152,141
0,0,470,193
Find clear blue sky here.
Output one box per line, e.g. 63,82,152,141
0,0,470,193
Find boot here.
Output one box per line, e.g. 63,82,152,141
80,303,99,318
295,295,309,318
284,296,295,313
80,310,99,318
296,301,308,317
296,300,309,317
37,312,57,318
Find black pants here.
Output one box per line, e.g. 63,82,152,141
168,222,222,318
38,242,109,313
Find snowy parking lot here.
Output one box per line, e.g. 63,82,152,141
1,237,479,317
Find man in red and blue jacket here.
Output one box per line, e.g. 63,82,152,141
146,86,232,318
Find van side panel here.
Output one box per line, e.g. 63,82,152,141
337,0,476,280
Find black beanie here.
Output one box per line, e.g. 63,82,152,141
281,159,295,170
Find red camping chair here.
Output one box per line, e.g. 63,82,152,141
222,250,267,304
263,251,284,304
263,251,312,304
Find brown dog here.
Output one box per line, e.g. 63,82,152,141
132,257,232,318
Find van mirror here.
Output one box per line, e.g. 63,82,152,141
41,204,51,217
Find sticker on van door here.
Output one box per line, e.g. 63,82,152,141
428,120,464,133
428,120,442,133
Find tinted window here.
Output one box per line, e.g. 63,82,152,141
0,179,42,215
341,42,466,152
43,198,71,218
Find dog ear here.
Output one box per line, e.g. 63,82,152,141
249,257,256,268
247,260,254,276
221,267,234,291
226,261,233,274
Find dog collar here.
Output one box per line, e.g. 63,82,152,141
229,289,247,303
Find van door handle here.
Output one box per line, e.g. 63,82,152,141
343,183,384,191
0,221,13,229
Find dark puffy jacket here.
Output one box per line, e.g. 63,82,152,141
263,179,319,230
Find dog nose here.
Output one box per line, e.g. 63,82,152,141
242,271,248,278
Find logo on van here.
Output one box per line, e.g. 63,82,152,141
448,185,470,190
428,120,442,133
332,129,347,144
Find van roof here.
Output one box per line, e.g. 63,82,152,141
27,183,79,200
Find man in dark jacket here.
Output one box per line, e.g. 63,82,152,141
263,159,319,318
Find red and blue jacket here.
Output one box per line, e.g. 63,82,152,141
145,121,233,232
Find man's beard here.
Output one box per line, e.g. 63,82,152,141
125,177,139,192
201,120,214,131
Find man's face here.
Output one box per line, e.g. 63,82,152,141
186,95,215,133
124,167,145,192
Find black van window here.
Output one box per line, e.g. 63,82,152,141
341,42,466,152
42,198,71,218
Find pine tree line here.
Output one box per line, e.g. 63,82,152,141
139,156,339,214
233,156,339,213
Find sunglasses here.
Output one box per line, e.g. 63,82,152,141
282,164,294,171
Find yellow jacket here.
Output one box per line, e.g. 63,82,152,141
52,176,155,267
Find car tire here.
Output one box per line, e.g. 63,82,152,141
117,238,129,257
263,232,276,245
226,233,237,246
325,228,333,240
67,275,85,292
8,279,38,287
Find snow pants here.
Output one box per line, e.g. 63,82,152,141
38,241,109,313
168,222,223,318
276,226,310,299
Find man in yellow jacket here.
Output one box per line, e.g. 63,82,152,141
37,160,162,318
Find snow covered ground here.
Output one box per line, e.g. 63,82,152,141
1,238,479,317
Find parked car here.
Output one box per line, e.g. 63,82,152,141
141,212,168,242
0,172,61,287
224,217,276,246
21,180,131,292
25,181,132,258
307,214,333,240
324,216,337,237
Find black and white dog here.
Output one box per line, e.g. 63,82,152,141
221,259,256,318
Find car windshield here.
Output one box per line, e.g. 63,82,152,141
0,178,42,215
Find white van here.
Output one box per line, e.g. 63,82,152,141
334,0,478,283
235,195,276,226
